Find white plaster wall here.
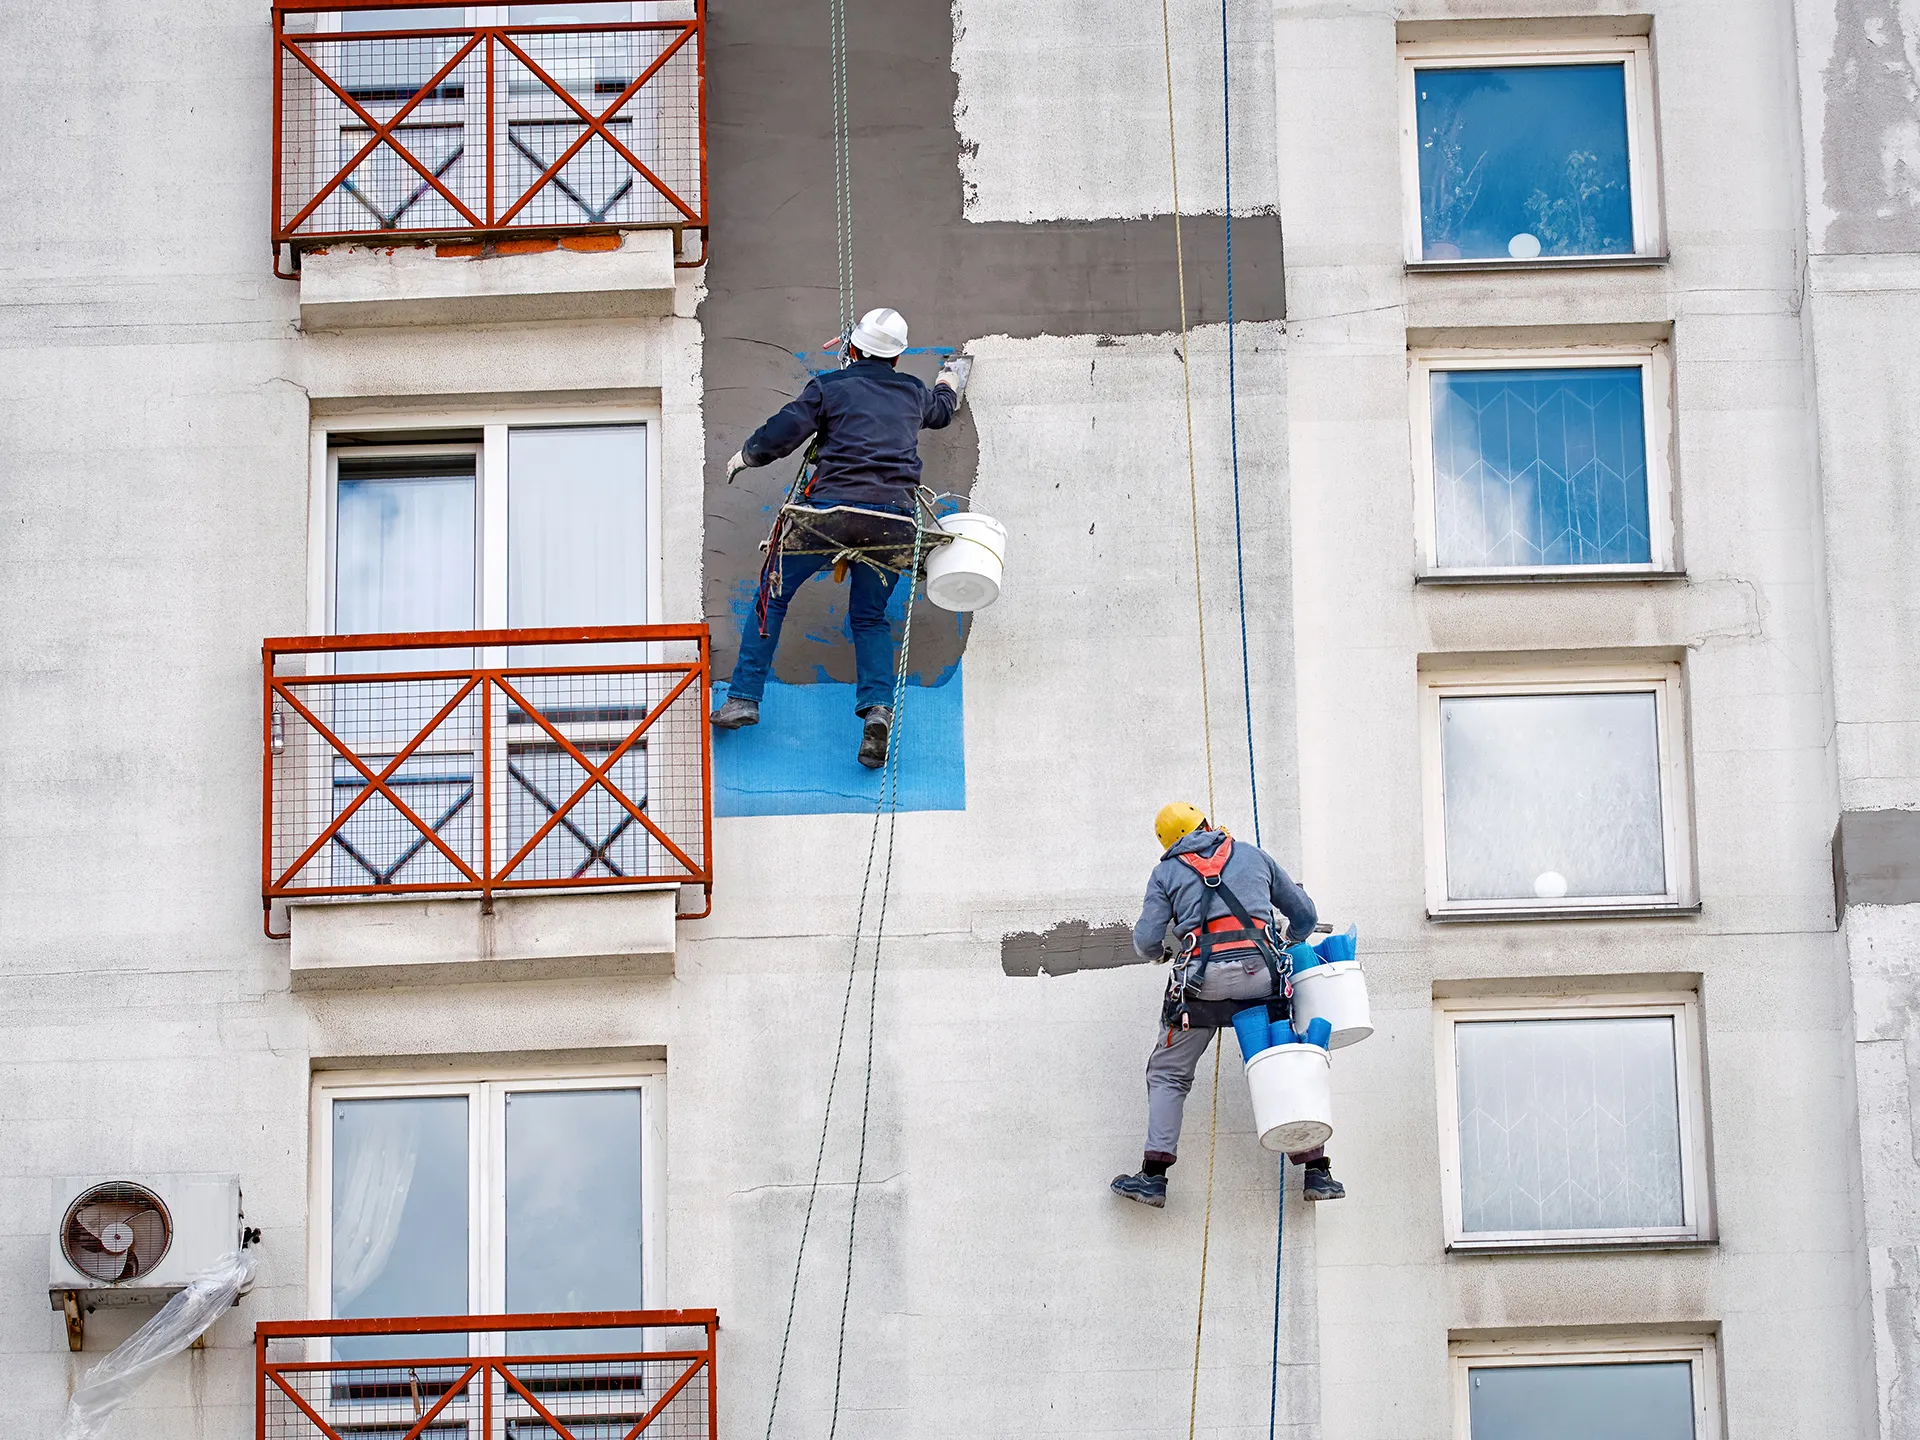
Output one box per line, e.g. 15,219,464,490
953,0,1281,221
1275,1,1864,1436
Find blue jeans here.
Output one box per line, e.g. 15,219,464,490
728,549,903,713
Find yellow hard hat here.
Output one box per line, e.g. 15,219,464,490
1155,802,1207,852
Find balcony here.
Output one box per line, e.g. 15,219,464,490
264,626,712,986
256,1310,718,1440
272,0,706,325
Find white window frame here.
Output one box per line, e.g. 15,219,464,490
1420,662,1695,918
308,402,664,644
1410,345,1675,577
1399,35,1664,265
1434,991,1714,1251
1451,1332,1720,1438
308,1061,668,1352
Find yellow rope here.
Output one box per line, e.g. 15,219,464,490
1161,0,1215,822
1161,6,1223,1436
1186,1039,1223,1440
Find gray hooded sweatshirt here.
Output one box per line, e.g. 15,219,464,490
1131,828,1318,959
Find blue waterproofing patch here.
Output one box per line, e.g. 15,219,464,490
712,670,965,815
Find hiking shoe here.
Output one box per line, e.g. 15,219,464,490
710,697,760,730
1110,1171,1168,1208
1302,1166,1345,1202
857,706,892,769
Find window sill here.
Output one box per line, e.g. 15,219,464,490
1428,903,1703,923
1446,1235,1716,1256
1416,569,1687,586
1406,254,1670,274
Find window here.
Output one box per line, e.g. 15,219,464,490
313,405,659,641
1411,348,1674,575
1421,664,1693,917
1400,37,1662,264
311,1065,665,1359
1451,1335,1719,1438
1434,992,1711,1249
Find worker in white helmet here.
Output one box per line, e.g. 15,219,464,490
712,307,971,768
1111,802,1346,1208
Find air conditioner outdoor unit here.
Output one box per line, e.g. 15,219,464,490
48,1174,249,1310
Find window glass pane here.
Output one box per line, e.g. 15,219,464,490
331,1095,469,1361
1456,1016,1685,1233
1432,367,1651,568
1415,63,1634,260
336,458,476,636
506,1087,645,1353
1441,691,1666,900
508,426,647,629
1468,1361,1695,1439
509,3,635,19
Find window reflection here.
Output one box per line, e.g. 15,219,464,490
1456,1017,1685,1233
331,1095,469,1362
1441,692,1666,901
1431,367,1651,568
1469,1361,1695,1439
505,1087,646,1354
1416,64,1634,260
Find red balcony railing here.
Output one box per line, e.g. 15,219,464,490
256,1310,718,1440
263,626,712,920
272,0,706,268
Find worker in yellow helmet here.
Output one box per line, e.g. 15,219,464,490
1111,802,1345,1207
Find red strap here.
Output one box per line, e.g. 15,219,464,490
1175,834,1233,880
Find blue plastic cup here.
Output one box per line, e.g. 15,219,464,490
1304,1016,1334,1050
1231,1007,1272,1062
1269,1017,1298,1049
1319,926,1357,964
1288,940,1323,975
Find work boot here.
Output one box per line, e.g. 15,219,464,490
710,696,760,730
1301,1161,1345,1202
1110,1171,1168,1208
857,705,892,769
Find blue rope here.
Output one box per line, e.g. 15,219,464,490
1218,3,1282,1434
1221,0,1261,852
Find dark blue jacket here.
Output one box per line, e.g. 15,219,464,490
1132,829,1318,958
742,359,959,509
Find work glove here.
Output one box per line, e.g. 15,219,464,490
935,354,973,403
725,450,750,483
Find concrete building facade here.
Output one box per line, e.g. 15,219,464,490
1,2,1915,1439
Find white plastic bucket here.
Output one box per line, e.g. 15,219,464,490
1243,1043,1334,1153
924,512,1007,612
1290,960,1373,1049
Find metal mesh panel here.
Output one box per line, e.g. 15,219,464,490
267,636,709,899
261,1327,714,1440
277,11,703,241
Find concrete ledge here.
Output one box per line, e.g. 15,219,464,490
298,230,677,330
288,888,678,989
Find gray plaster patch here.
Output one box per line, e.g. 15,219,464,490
700,0,1285,684
1001,919,1144,977
1836,809,1920,908
1822,0,1920,252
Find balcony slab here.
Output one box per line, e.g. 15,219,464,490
297,230,677,330
287,887,679,989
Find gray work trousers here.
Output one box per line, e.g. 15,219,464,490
1143,954,1325,1165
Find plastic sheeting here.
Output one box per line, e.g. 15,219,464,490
58,1250,256,1440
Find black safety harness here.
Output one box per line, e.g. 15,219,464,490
1161,836,1295,1034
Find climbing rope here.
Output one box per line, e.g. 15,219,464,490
829,524,925,1439
829,0,853,350
762,529,927,1440
1212,1,1287,1431
1159,4,1223,1438
1161,0,1216,823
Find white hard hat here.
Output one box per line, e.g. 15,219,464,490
849,307,909,359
